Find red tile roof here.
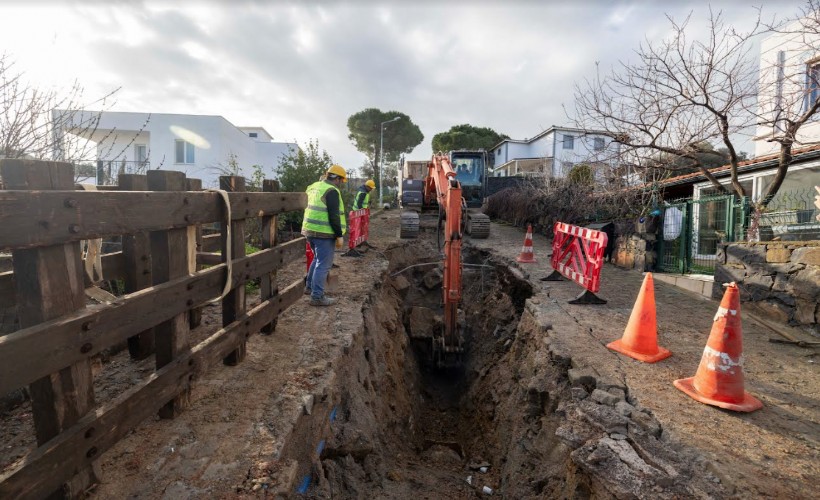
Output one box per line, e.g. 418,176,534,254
650,143,820,187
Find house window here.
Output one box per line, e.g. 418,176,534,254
593,137,605,151
496,149,501,156
135,144,147,166
249,132,258,138
807,62,820,110
175,140,195,164
563,135,574,150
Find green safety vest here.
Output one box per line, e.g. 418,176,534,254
302,181,347,236
353,187,370,210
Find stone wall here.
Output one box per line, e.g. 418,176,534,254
713,241,820,326
611,218,659,272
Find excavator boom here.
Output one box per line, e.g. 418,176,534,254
400,151,492,366
428,155,463,359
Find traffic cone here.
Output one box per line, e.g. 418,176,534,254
607,273,671,363
516,224,537,263
673,283,762,412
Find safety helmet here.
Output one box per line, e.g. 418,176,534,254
365,179,376,189
327,164,347,182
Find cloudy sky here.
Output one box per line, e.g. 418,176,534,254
0,0,802,175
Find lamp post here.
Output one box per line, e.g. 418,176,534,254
379,116,401,207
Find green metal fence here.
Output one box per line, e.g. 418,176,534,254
658,194,741,275
658,187,818,275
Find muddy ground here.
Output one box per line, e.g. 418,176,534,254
1,210,817,498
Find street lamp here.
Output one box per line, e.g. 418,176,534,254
379,116,401,207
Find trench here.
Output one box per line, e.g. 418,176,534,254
290,232,731,499
298,240,592,498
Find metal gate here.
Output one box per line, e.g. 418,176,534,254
658,194,743,274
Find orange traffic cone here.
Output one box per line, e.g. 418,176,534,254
673,283,762,412
516,224,537,263
607,273,671,363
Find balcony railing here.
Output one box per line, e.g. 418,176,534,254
94,160,150,185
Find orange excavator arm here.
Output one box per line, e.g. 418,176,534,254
425,154,463,362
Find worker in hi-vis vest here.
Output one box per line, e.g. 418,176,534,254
352,179,376,211
301,164,348,306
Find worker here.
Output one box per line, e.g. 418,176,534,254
302,164,348,306
352,179,376,210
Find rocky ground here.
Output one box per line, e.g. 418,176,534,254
1,210,817,498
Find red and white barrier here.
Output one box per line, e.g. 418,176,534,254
549,222,608,303
348,208,370,250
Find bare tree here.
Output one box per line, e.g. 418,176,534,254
573,10,761,198
756,0,820,204
0,52,149,182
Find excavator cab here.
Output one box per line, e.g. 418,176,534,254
450,152,484,208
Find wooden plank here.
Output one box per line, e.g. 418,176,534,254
0,190,307,250
100,252,125,281
0,254,12,273
201,233,221,252
186,178,203,329
260,179,280,334
148,170,191,419
220,176,247,366
0,271,14,308
197,252,222,266
0,279,305,500
0,251,128,297
0,237,305,396
0,159,99,498
119,174,155,360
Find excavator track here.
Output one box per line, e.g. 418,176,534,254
400,211,420,239
466,213,491,239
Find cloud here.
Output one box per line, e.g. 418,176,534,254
0,0,777,171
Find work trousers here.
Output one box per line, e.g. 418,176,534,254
306,236,335,300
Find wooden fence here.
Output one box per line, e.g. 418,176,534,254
0,160,307,499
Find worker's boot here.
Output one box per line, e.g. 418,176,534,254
309,296,336,307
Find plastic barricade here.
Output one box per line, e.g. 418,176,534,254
547,222,608,304
347,208,369,249
306,242,314,272
344,209,370,256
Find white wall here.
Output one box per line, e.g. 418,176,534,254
755,19,820,157
492,128,618,179
61,111,297,187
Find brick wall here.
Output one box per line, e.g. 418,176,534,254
714,241,820,326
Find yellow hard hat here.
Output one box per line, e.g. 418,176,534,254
365,179,376,189
327,164,347,182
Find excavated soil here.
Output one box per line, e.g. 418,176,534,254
1,210,816,498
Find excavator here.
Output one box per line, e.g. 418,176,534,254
399,150,491,239
399,151,492,367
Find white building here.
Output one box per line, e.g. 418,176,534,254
54,110,298,187
490,126,619,180
754,18,820,157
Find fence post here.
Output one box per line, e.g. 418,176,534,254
147,170,191,419
260,179,279,334
0,159,100,497
119,173,155,360
186,178,204,329
220,175,247,365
